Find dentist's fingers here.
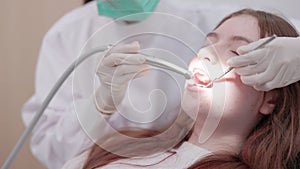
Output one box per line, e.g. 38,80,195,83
113,64,150,76
116,69,150,84
240,61,280,90
256,67,287,91
233,52,271,76
234,64,262,76
227,48,265,68
237,37,271,54
102,53,146,67
108,41,140,54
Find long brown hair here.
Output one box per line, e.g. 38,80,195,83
190,9,300,169
83,9,300,169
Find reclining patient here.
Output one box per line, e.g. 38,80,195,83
63,8,300,169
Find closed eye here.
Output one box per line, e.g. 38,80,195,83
230,50,239,56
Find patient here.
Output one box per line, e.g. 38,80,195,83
63,9,300,169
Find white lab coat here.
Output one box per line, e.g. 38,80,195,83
22,1,241,169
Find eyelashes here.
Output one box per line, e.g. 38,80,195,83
230,50,239,56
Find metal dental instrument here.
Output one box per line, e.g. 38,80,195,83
140,52,193,79
201,34,277,88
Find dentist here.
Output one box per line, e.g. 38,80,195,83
22,0,300,169
22,1,240,169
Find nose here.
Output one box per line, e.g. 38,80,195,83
197,47,218,64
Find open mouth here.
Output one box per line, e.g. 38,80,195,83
192,68,212,87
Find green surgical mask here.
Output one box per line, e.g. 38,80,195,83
96,0,160,21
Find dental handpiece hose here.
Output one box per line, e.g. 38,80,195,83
1,45,109,169
1,44,192,169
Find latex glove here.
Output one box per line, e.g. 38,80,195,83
95,42,150,115
227,36,300,91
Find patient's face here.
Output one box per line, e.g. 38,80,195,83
182,15,265,134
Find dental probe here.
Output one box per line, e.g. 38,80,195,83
201,34,277,88
140,52,193,79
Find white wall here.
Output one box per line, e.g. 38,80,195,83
183,0,300,19
178,0,300,31
0,0,82,168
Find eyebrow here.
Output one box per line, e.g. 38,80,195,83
206,32,254,44
232,36,253,44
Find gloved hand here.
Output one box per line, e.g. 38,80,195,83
227,36,300,91
95,42,150,115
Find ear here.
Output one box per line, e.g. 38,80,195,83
259,90,278,115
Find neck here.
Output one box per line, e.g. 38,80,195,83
187,120,247,154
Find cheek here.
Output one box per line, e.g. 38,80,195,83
181,73,264,122
223,75,264,118
181,90,212,120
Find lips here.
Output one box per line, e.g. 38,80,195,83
192,68,211,86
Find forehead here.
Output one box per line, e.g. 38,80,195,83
214,14,260,41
